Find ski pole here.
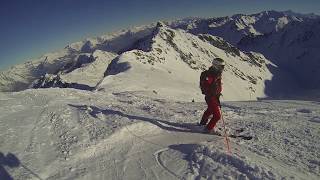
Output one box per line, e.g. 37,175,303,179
21,163,44,180
220,105,231,154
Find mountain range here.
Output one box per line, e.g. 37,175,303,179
1,10,320,180
0,10,319,100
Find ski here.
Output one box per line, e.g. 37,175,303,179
227,134,253,140
210,131,253,140
195,124,252,140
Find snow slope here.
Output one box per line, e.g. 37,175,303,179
0,10,316,99
0,49,73,92
169,10,317,45
0,89,319,179
238,18,320,89
0,24,155,92
1,21,293,101
169,10,320,91
0,10,320,180
96,23,282,101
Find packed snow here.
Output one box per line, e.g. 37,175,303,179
0,89,319,179
1,10,320,180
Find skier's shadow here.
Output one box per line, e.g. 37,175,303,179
69,104,203,134
0,152,20,180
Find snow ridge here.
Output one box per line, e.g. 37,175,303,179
95,23,278,101
238,18,320,89
0,19,285,101
0,10,319,99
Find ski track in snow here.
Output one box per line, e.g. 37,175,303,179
0,89,319,179
1,11,320,180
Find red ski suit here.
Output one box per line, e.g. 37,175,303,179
200,68,222,131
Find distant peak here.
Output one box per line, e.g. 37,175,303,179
254,10,319,19
156,21,166,28
283,10,319,18
231,13,248,19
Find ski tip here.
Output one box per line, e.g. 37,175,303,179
238,135,253,140
228,134,253,140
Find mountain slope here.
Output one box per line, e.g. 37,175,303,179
0,10,317,99
169,11,320,91
96,23,282,101
239,18,320,89
169,10,317,45
0,22,293,101
0,49,74,92
0,25,156,92
0,10,319,180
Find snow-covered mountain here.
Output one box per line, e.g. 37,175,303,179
169,10,318,45
1,10,320,180
169,10,320,90
238,18,320,89
0,25,155,92
1,10,317,99
0,21,294,101
95,22,285,101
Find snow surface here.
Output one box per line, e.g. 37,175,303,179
0,24,156,93
60,50,117,87
168,10,309,45
0,49,72,92
1,10,320,179
238,18,320,89
0,89,319,179
168,10,320,90
1,10,317,98
95,24,278,101
1,22,293,101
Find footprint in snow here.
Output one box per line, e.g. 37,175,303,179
309,116,320,123
296,108,312,114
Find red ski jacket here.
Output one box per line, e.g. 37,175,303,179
200,68,222,97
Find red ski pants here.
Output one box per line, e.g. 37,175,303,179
200,96,221,131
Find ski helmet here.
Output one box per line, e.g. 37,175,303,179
212,57,225,67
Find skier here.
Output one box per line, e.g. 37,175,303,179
199,57,225,133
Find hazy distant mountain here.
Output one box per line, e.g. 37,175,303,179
169,10,320,90
27,22,287,101
0,10,318,99
169,10,318,45
1,11,320,179
238,17,320,89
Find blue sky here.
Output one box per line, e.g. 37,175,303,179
0,0,319,70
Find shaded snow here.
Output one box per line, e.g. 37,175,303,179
0,89,319,179
0,10,320,180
